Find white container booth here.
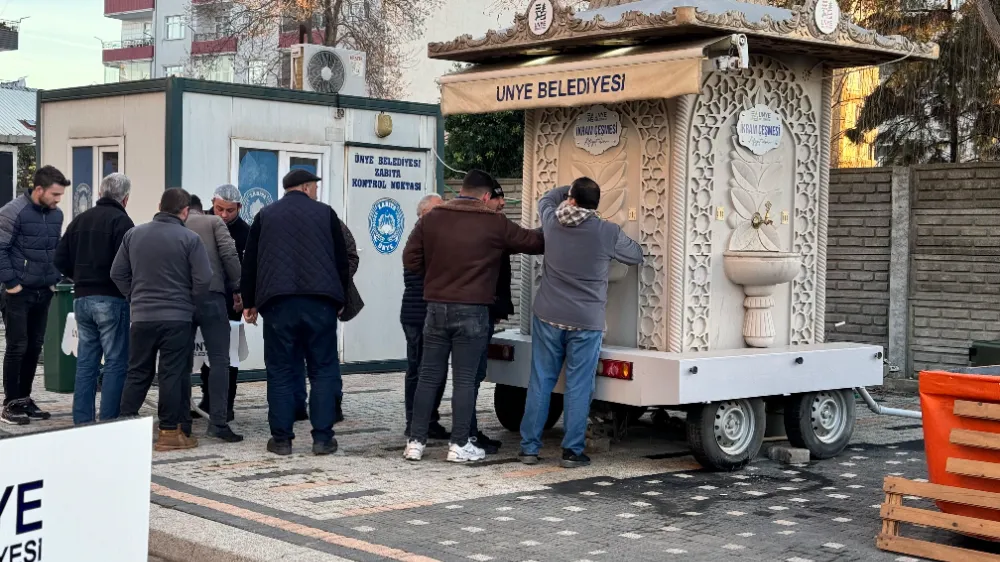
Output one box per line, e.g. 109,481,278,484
38,78,443,377
430,0,937,470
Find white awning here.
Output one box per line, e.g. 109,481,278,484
439,38,723,115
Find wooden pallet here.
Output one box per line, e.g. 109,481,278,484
878,477,1000,561
878,400,1000,561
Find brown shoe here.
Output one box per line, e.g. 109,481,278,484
154,428,199,452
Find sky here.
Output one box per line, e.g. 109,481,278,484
0,0,515,103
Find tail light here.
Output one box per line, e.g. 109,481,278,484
598,359,633,381
488,344,515,361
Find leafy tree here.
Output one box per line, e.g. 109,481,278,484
846,0,1000,164
444,110,525,179
17,146,35,192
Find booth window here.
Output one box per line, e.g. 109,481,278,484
165,16,185,41
232,141,328,223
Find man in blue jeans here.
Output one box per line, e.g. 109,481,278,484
519,177,643,468
241,169,350,457
55,173,135,425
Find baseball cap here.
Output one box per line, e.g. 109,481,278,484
491,181,505,200
283,169,322,190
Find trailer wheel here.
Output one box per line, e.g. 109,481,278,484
784,389,855,459
493,385,564,432
687,398,766,471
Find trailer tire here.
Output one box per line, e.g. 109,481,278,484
784,389,855,459
493,385,564,432
687,398,766,471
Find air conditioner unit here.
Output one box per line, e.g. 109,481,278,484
289,44,368,97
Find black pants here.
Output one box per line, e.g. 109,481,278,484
403,323,445,429
410,303,490,446
193,294,231,430
120,321,194,431
2,288,53,405
469,321,497,437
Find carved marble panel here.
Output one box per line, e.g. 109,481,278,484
684,55,820,351
520,101,670,350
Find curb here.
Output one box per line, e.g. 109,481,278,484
149,528,259,562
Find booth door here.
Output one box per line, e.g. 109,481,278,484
0,150,13,206
342,146,430,364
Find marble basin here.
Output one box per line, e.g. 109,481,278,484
723,251,801,348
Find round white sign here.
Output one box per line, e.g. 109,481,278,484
575,105,622,156
527,0,554,36
814,0,841,35
737,105,783,156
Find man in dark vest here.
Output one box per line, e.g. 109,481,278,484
241,170,350,457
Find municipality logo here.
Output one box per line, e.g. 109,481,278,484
369,198,404,255
241,187,274,223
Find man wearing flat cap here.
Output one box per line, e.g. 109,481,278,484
241,169,351,457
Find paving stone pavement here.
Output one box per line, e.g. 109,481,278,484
6,366,999,562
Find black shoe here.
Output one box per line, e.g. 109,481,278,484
428,422,451,440
312,439,339,455
295,409,309,422
267,438,293,456
518,451,540,465
207,425,244,443
560,449,591,468
0,402,29,425
475,431,501,449
22,398,50,420
470,436,499,455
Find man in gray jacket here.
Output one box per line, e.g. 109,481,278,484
113,188,213,452
186,195,243,443
519,177,643,468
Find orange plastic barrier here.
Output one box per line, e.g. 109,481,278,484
919,370,1000,525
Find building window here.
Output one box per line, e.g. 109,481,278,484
203,56,234,83
248,59,267,84
165,16,185,40
164,65,183,77
106,61,152,83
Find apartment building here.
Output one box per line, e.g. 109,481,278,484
102,0,311,85
0,18,18,53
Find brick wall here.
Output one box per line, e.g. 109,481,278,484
443,178,523,330
908,164,1000,374
824,168,893,349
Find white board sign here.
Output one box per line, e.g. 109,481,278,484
737,105,783,156
815,0,841,35
192,322,250,372
575,105,622,156
0,418,153,562
527,0,554,36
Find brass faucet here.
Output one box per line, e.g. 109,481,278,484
751,201,774,229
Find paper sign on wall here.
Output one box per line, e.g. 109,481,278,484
737,105,783,156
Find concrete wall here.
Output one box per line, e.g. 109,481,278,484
826,163,1000,379
444,178,523,331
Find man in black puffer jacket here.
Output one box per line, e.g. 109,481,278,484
0,166,68,425
401,193,449,440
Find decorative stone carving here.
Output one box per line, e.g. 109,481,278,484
726,135,783,253
523,101,669,350
428,0,937,64
685,55,820,352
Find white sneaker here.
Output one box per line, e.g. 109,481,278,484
447,441,486,463
403,440,425,461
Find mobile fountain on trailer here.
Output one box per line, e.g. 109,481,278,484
430,0,937,470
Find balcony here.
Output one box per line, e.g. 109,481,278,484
0,19,17,52
192,32,237,55
102,37,154,63
279,29,325,49
104,0,154,19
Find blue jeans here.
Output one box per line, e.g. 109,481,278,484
520,315,603,456
410,303,490,446
261,296,342,444
72,296,129,425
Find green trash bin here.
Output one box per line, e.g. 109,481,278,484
43,283,76,393
969,340,1000,367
